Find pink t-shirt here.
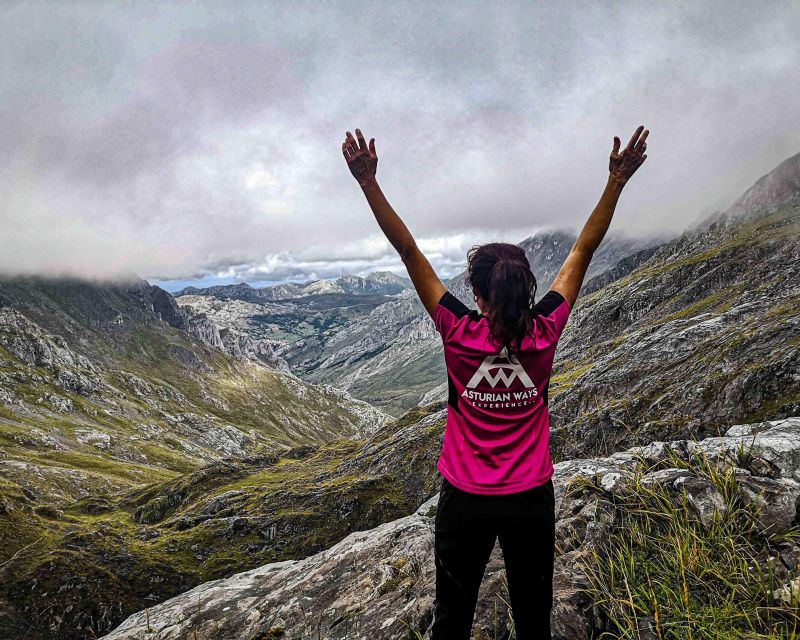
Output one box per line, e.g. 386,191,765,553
433,289,571,495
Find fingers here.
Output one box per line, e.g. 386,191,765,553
343,130,360,161
626,125,645,151
612,136,621,156
342,138,356,160
355,128,369,152
343,128,377,160
634,130,649,156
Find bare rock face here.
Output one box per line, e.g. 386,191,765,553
690,150,800,230
0,307,109,400
179,299,292,372
0,308,97,372
219,327,291,373
104,417,800,640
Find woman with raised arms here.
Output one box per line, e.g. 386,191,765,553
342,124,649,639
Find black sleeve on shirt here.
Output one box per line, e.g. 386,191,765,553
438,290,471,319
532,289,566,317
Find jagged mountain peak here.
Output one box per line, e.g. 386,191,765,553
339,270,406,282
689,149,800,232
172,282,255,298
518,227,575,248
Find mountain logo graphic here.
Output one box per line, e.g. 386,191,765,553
466,347,535,389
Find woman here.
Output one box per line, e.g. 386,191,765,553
342,125,648,639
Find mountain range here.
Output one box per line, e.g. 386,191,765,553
0,150,798,639
177,233,668,415
174,271,411,301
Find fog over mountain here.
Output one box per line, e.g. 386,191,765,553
1,1,798,286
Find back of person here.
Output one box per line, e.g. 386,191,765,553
342,123,649,639
429,274,569,639
434,288,571,494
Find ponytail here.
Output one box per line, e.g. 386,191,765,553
466,243,538,358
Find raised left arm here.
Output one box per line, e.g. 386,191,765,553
342,129,445,318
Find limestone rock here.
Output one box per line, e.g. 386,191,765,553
104,417,800,640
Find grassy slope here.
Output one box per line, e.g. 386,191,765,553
0,277,396,638
0,404,444,640
0,277,389,504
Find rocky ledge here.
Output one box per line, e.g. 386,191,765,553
104,416,800,640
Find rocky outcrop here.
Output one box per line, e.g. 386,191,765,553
178,301,291,372
549,198,800,460
218,327,290,373
691,150,800,231
104,416,800,640
0,308,100,378
145,284,187,329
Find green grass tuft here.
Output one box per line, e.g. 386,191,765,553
576,447,800,639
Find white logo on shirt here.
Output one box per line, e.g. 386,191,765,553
466,346,535,389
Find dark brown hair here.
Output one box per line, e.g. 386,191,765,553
465,242,538,358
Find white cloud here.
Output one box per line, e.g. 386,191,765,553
0,1,798,283
205,230,506,283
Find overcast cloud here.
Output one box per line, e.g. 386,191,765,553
1,1,798,288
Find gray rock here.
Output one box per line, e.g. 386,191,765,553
104,417,800,640
675,475,728,528
737,476,800,532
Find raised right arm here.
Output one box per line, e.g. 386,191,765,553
550,125,649,308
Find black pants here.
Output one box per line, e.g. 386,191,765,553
432,475,556,639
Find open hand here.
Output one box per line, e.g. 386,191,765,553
342,128,378,185
609,125,648,186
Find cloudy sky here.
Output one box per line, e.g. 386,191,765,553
1,1,798,291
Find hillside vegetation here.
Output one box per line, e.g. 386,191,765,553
2,151,799,639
